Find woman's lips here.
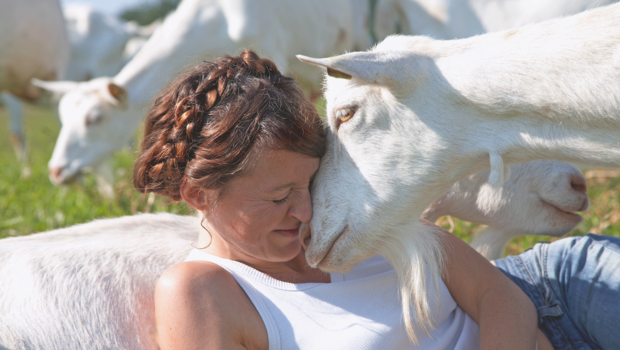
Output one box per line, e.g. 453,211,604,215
273,227,301,238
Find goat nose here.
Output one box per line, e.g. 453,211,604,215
570,173,588,194
569,171,590,212
300,223,312,250
49,167,62,181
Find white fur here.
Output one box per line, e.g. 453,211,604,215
0,0,69,170
423,160,589,260
62,4,133,81
0,213,199,350
38,0,372,187
298,3,620,341
0,0,69,99
374,0,619,41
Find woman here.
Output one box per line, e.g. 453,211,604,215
133,50,619,350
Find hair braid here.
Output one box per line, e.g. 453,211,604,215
133,50,325,202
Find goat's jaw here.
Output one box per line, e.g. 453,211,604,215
304,225,347,268
305,224,377,274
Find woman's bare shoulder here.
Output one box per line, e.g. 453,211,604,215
154,261,268,349
157,260,239,298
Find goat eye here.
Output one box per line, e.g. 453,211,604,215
335,107,356,129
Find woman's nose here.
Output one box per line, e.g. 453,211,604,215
289,191,312,223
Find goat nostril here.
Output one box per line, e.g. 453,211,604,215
570,175,587,193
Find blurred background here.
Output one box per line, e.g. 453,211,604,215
60,0,180,23
2,0,620,257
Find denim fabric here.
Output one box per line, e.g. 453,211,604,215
494,234,620,350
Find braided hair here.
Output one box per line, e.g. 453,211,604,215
133,50,325,202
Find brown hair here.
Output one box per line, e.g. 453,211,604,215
133,50,325,201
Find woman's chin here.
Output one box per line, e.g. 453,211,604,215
269,239,303,262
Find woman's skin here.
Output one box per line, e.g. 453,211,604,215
154,148,554,350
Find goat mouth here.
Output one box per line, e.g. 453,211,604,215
540,200,584,222
309,225,349,268
50,170,82,185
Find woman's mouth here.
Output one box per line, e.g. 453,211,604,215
273,226,301,238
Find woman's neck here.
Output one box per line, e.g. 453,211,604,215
198,233,330,284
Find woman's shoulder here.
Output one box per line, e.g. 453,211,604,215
157,260,238,297
155,261,245,322
154,261,269,349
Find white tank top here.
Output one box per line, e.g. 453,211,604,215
185,250,480,350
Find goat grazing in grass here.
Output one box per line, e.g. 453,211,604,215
35,0,372,190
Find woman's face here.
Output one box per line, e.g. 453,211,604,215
204,149,320,262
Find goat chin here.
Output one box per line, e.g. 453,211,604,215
377,220,447,344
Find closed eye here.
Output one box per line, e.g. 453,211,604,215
273,194,290,204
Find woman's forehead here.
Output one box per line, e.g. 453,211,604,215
236,149,320,191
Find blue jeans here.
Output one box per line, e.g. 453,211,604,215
494,234,620,350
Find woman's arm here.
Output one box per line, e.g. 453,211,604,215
437,226,553,350
154,261,268,350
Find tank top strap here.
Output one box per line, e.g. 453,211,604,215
185,249,282,350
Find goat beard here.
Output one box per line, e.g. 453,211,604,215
377,219,447,345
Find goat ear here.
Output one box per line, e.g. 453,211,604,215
31,79,80,96
297,51,416,87
106,83,127,105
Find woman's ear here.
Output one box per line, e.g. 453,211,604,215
180,178,212,211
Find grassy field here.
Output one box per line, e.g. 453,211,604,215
0,104,190,239
2,103,620,255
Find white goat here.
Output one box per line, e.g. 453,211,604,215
35,0,372,188
62,4,134,81
0,160,587,349
424,160,588,259
0,213,197,350
374,0,619,40
0,0,68,98
4,4,136,184
298,2,620,341
0,0,69,166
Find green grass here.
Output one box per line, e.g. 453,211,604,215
2,103,620,256
0,104,190,239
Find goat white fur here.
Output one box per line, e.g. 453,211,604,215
374,0,619,41
424,160,588,259
0,0,69,99
36,0,372,188
298,3,620,341
0,0,69,167
0,160,588,348
0,213,198,350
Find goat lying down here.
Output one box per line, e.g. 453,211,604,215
0,160,587,349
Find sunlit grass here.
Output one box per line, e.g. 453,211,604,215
0,104,190,239
2,103,620,255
